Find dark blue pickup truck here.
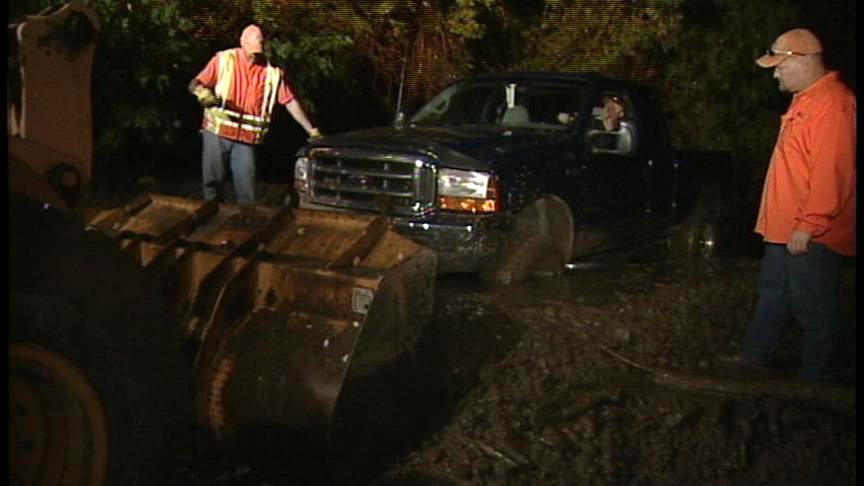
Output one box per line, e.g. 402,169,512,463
295,72,732,283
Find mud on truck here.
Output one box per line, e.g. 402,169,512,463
295,72,733,283
9,2,436,484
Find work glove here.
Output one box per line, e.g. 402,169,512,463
193,86,221,108
308,128,322,141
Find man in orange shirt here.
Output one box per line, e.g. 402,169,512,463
189,24,321,204
718,29,856,383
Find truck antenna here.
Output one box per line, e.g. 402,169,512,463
394,44,408,126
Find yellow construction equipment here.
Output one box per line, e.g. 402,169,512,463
8,2,436,484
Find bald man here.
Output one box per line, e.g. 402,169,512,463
189,24,320,204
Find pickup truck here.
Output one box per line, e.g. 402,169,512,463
295,72,732,283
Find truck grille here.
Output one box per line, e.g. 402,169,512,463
307,147,435,216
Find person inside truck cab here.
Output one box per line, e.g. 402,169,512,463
559,94,626,130
586,94,633,154
598,95,625,131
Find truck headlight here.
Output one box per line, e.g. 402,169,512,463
294,156,309,193
437,168,500,213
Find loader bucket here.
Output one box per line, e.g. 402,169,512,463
87,196,436,480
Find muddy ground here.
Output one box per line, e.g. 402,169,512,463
375,258,856,486
92,178,856,486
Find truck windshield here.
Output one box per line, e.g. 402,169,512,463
410,80,588,132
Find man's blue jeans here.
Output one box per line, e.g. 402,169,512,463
743,243,844,382
201,131,256,204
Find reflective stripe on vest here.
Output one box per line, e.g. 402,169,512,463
202,49,282,144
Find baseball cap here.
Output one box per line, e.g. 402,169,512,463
755,28,822,68
240,24,264,54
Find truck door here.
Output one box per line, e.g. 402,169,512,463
637,94,678,228
573,92,650,250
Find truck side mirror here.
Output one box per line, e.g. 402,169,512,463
587,123,636,156
586,130,618,154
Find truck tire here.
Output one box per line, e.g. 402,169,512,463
9,195,193,485
481,196,574,284
668,194,723,259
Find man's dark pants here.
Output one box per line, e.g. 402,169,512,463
743,243,844,382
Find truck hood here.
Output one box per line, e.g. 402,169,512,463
306,125,563,172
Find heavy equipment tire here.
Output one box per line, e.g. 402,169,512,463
481,196,574,284
668,195,723,259
9,195,193,485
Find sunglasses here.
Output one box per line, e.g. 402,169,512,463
767,47,806,57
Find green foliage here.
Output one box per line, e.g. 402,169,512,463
83,0,209,175
660,0,798,199
266,33,356,114
510,0,684,76
300,0,501,110
447,0,496,38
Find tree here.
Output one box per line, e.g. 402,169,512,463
85,0,207,178
659,0,798,201
253,0,498,113
506,0,683,78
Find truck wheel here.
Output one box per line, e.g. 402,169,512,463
668,197,722,259
10,196,193,485
481,196,574,284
